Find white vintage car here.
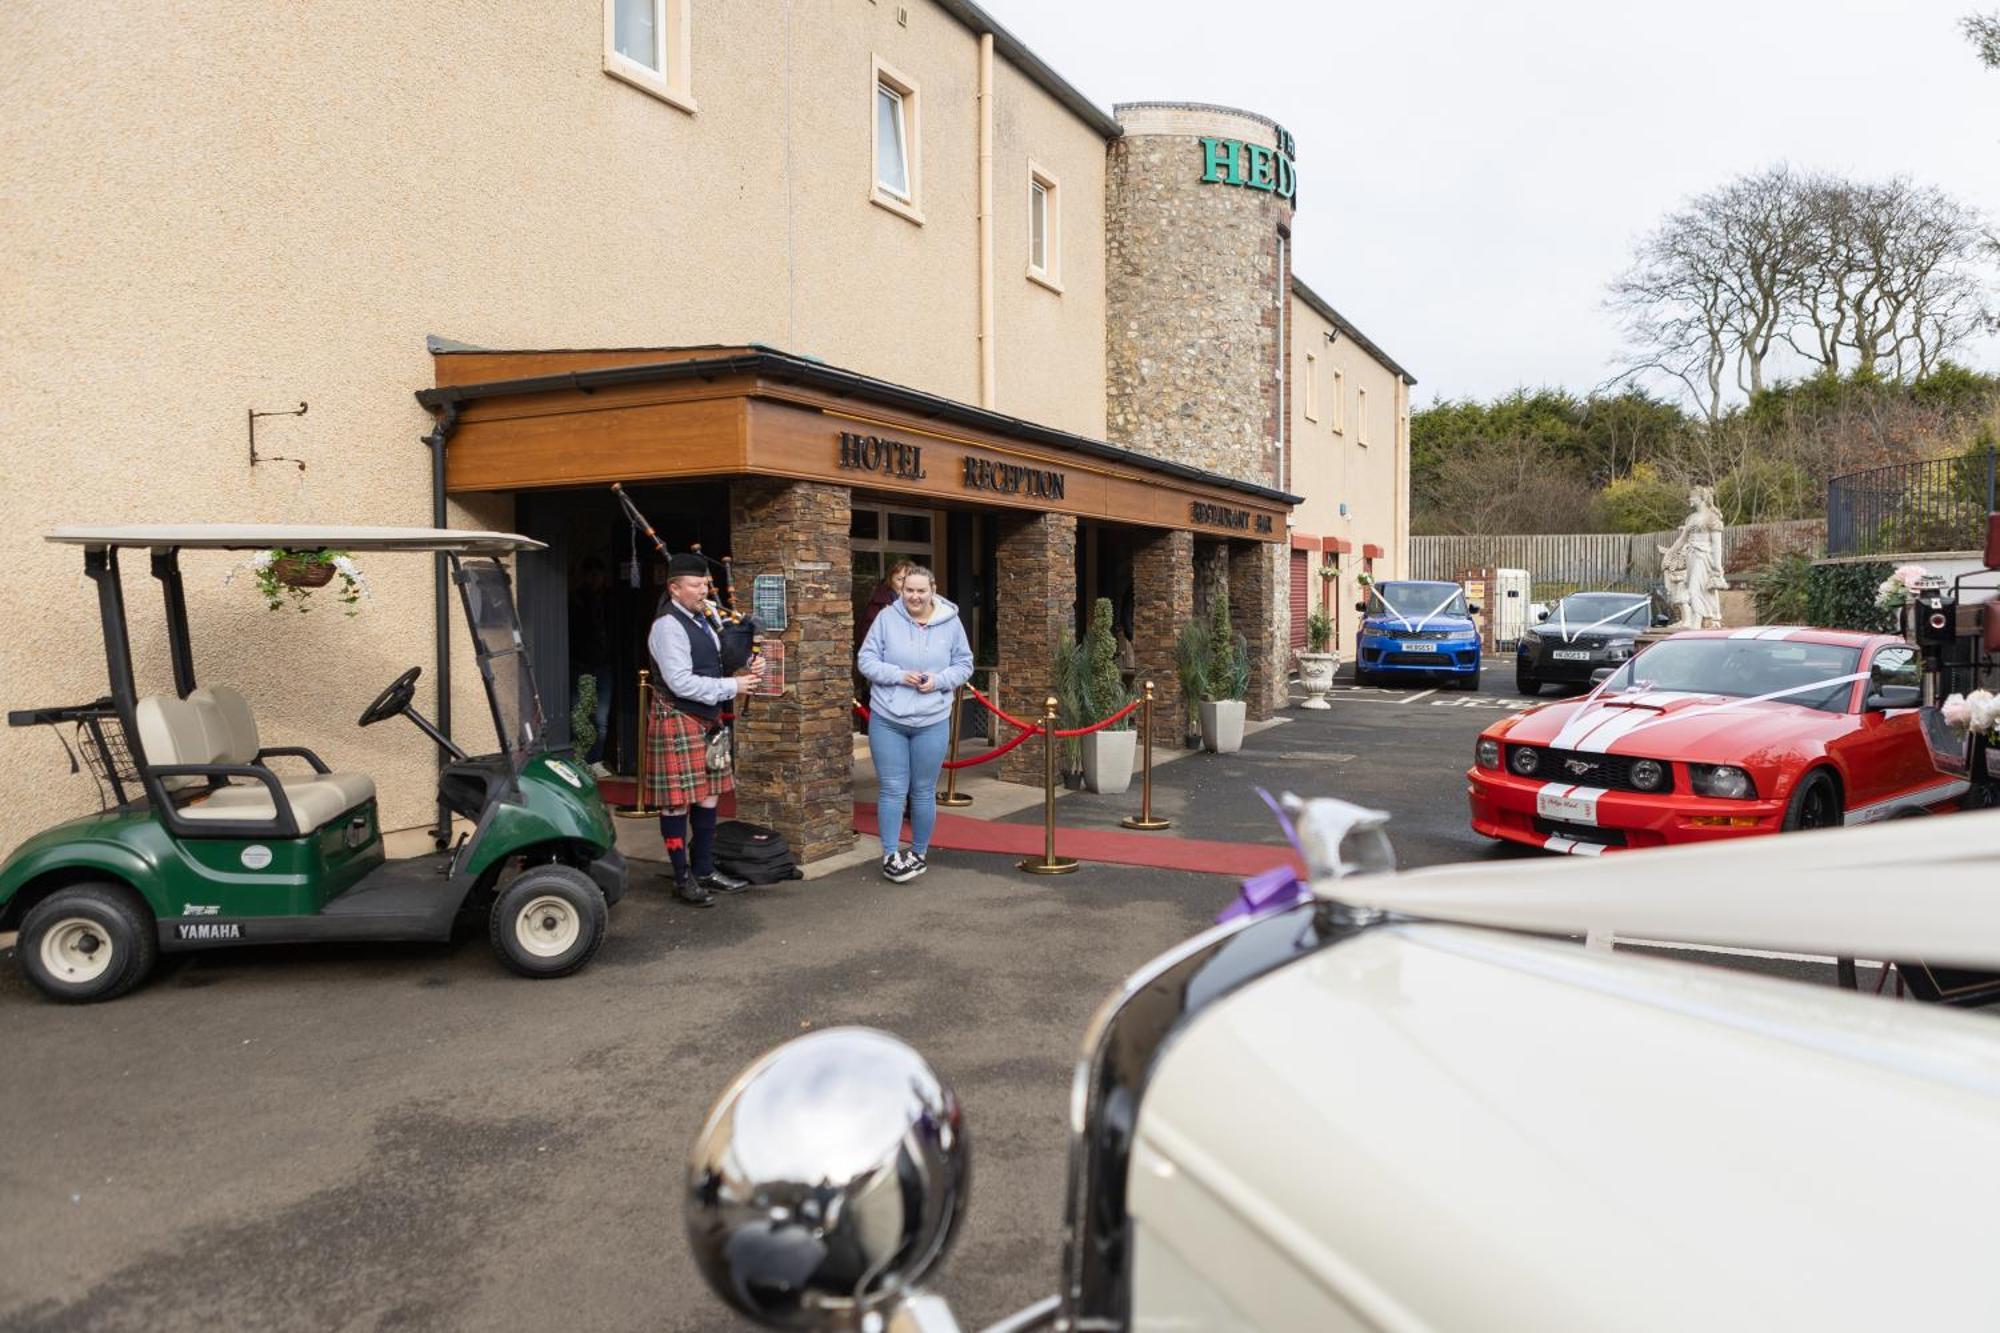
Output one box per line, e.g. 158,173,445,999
684,804,2000,1332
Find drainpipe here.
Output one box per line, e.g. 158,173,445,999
423,402,460,849
977,32,996,408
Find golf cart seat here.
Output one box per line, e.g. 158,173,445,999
133,692,372,831
188,685,377,810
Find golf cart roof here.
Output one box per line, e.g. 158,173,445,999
45,525,544,554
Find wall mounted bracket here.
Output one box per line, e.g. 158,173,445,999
248,401,309,470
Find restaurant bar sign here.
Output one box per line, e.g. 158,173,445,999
1191,500,1274,534
1199,125,1297,201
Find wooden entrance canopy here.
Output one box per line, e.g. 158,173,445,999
417,345,1297,540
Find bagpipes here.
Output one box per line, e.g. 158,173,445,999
612,483,761,672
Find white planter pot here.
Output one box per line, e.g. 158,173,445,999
1296,652,1340,709
1081,728,1137,794
1199,699,1246,754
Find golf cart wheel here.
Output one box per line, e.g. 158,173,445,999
1782,770,1843,833
18,882,157,1004
1515,668,1540,696
489,865,607,979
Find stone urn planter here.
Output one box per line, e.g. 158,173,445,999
1199,699,1246,754
1081,728,1137,794
1296,652,1340,709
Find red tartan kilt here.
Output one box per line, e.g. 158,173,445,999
644,698,732,808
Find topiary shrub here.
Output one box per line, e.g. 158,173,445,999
570,673,599,767
1081,598,1132,730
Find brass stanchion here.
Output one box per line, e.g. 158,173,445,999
1018,695,1080,875
1121,680,1173,831
938,686,974,807
614,668,660,819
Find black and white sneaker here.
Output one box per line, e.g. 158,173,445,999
902,852,927,881
883,851,920,883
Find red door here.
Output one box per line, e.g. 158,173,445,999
1289,551,1310,650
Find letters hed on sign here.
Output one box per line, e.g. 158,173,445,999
752,574,788,631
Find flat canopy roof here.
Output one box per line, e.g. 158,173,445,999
46,525,544,554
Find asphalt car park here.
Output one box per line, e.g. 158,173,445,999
0,668,1943,1330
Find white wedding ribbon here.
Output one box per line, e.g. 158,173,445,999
1554,596,1651,644
1614,670,1870,743
1382,588,1466,634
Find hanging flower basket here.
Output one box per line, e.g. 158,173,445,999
271,555,336,589
227,548,372,615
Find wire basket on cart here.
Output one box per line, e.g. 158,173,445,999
7,699,140,810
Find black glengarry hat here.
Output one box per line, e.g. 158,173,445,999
667,553,710,579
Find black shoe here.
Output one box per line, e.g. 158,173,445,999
698,869,752,894
674,875,715,907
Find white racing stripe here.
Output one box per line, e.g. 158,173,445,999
1616,671,1870,745
1846,780,1972,824
1542,835,1607,857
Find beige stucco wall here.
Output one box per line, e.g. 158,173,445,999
0,0,1110,854
1288,289,1412,659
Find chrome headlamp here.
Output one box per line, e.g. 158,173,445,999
1691,764,1756,800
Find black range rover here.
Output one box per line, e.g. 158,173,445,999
1515,591,1663,694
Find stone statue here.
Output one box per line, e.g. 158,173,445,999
1659,487,1728,629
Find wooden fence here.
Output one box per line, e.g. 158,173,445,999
1410,520,1824,589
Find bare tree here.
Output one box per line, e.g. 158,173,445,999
1415,437,1602,535
1610,167,1816,420
1614,167,1994,412
1786,177,1993,380
1965,11,2000,67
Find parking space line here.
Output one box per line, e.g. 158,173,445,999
1398,689,1437,704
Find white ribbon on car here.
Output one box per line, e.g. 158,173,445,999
1380,588,1466,634
1613,670,1871,742
1554,597,1652,644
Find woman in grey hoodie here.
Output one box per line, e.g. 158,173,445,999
856,565,974,882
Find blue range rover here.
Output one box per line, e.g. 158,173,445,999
1354,579,1482,689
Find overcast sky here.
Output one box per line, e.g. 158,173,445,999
988,0,2000,408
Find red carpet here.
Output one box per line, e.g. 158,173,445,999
853,806,1304,877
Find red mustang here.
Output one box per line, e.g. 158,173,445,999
1468,628,1965,854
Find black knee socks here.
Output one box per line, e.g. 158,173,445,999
660,810,689,879
689,804,719,877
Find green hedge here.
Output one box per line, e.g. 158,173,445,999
1804,561,1897,632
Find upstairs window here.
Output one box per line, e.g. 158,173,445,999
605,0,693,111
1357,386,1371,446
872,58,923,222
1303,351,1320,421
1027,161,1061,290
1332,368,1347,434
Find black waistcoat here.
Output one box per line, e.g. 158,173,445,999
657,602,724,723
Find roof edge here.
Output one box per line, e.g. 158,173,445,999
416,348,1301,508
932,0,1123,140
1291,276,1417,386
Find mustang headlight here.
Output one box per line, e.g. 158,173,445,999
1476,738,1501,770
1691,764,1755,800
1629,758,1665,791
1508,745,1541,776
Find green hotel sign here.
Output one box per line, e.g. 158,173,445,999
1198,128,1297,202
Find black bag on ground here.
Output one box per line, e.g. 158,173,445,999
713,820,803,884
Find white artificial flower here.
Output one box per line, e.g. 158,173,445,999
1942,693,1970,727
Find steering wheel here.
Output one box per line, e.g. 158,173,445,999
359,666,422,728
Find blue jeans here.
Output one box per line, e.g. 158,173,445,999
870,714,951,856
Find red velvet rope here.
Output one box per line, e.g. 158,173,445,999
854,692,1144,762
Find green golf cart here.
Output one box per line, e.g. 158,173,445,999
1,525,626,1003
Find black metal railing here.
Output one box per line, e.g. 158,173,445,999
1826,450,1998,557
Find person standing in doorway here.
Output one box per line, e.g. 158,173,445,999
568,556,614,778
860,560,913,639
856,565,972,883
648,553,767,907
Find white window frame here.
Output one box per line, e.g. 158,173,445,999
1027,160,1062,292
1357,385,1370,447
1332,368,1346,434
871,56,924,224
1302,351,1319,422
603,0,694,112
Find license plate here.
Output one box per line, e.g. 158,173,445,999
1400,641,1438,653
1536,790,1600,825
1552,649,1590,661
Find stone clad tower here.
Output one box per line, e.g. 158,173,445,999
1107,102,1297,718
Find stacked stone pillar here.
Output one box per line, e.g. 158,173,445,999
1131,528,1194,747
1228,540,1289,720
996,511,1077,784
728,480,855,862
